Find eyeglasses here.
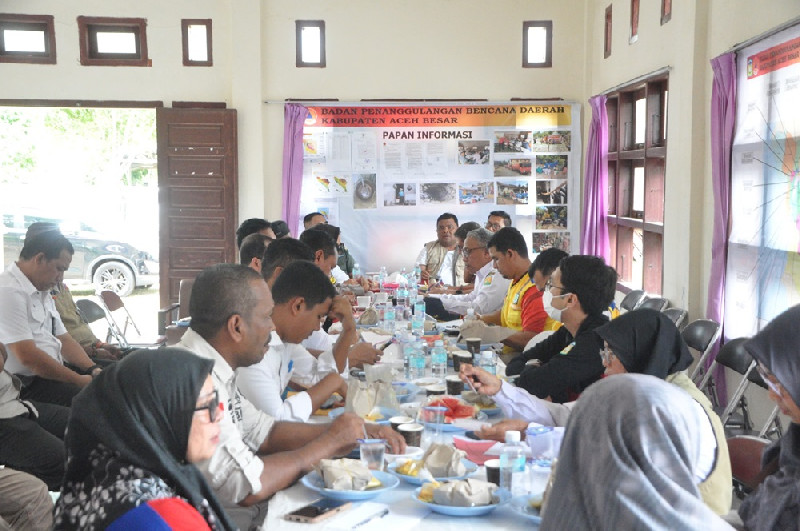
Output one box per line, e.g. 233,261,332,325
756,363,782,396
544,279,569,296
486,222,503,230
194,389,221,422
462,246,486,257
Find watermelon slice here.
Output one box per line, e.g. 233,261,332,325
427,397,478,423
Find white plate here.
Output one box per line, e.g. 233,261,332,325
300,470,399,501
413,487,511,516
384,446,424,464
510,495,543,523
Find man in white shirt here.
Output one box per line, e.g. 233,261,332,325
425,227,510,319
0,229,101,407
238,261,349,421
415,212,465,286
178,264,404,530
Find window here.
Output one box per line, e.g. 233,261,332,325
523,21,552,68
606,75,668,294
182,19,212,66
630,0,639,43
0,14,56,64
604,6,612,59
661,0,672,25
296,20,325,68
77,16,149,67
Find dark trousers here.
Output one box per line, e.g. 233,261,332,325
423,296,463,321
19,376,82,407
0,401,69,490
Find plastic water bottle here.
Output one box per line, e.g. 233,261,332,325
480,350,497,375
464,307,477,321
431,340,447,380
410,341,426,379
383,305,396,333
352,262,362,280
500,431,526,495
396,286,408,308
403,337,415,380
412,301,425,336
413,265,422,285
379,266,387,291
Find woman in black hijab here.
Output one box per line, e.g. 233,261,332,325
739,304,800,530
54,348,235,530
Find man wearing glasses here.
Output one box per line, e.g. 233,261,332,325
505,255,617,403
485,210,512,232
414,213,465,286
425,228,510,320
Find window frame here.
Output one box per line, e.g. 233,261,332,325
181,19,212,67
522,20,553,68
295,20,326,68
606,74,668,294
0,13,56,64
604,5,612,59
77,16,149,67
629,0,640,44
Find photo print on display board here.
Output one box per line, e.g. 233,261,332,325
493,131,533,153
531,232,571,253
536,180,568,205
458,182,495,205
493,158,532,177
535,155,568,178
383,182,417,206
353,174,377,210
314,174,349,195
420,183,457,204
536,206,568,230
530,131,571,152
457,140,490,165
497,180,529,205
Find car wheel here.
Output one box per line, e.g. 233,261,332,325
93,262,135,297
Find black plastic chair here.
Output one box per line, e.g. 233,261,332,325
638,297,669,312
662,307,688,330
620,290,646,312
684,318,722,383
699,338,754,430
75,298,107,325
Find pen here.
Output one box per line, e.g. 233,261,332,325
352,508,389,529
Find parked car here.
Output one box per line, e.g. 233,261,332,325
2,212,158,297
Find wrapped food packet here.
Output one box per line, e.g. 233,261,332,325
432,478,496,507
422,443,467,477
345,379,400,417
457,319,515,344
316,458,373,491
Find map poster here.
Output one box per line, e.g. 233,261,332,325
725,24,800,337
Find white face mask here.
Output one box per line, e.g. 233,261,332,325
542,290,562,322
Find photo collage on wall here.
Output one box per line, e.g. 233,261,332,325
301,104,576,254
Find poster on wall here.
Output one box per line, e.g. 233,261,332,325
298,102,580,272
725,24,800,337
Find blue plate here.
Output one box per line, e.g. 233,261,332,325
422,410,488,431
455,342,494,351
392,382,423,403
327,406,396,425
510,495,543,523
386,459,478,485
413,486,511,516
478,407,501,417
301,470,399,501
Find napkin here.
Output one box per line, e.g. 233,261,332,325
431,479,497,507
457,320,515,344
317,458,373,491
422,443,467,477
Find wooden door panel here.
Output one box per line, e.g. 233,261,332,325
157,107,237,307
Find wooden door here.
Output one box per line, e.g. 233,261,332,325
157,108,237,307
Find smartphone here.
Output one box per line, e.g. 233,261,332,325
285,499,351,523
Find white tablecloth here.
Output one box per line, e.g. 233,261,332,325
263,467,537,530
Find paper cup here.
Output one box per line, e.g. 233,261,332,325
465,338,482,355
389,415,415,431
484,458,501,485
398,423,424,446
445,375,464,395
452,350,472,372
425,384,446,396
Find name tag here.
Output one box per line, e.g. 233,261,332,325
512,292,521,305
483,273,494,286
559,342,576,355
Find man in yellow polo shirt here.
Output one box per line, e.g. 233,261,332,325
478,227,550,351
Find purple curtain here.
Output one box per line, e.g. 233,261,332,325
282,103,308,237
580,95,611,263
705,52,737,405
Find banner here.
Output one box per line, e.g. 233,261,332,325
726,24,800,335
298,102,580,273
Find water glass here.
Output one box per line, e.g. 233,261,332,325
358,438,386,471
